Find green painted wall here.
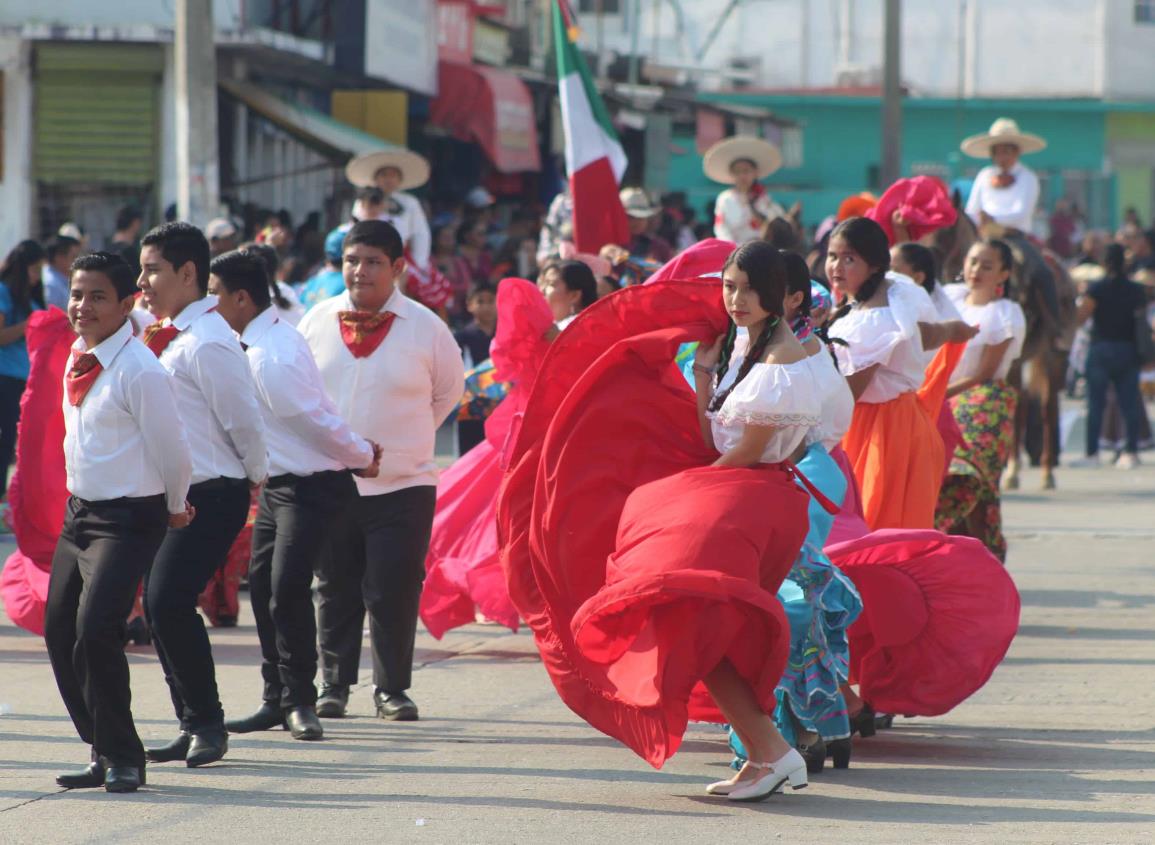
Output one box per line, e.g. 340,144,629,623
671,94,1117,231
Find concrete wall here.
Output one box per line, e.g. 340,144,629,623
599,0,1132,100
0,36,34,252
1103,0,1155,100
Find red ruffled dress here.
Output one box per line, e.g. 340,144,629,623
0,309,73,634
499,280,818,768
419,278,555,638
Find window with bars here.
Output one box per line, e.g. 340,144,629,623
1136,0,1155,23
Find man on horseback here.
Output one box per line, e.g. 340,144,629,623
962,118,1046,236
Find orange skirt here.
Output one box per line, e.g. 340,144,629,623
841,390,943,530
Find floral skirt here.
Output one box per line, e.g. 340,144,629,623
935,380,1018,562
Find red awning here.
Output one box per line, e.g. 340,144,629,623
429,61,541,174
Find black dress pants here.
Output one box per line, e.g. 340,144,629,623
44,495,168,769
250,470,356,708
144,477,249,731
316,485,437,693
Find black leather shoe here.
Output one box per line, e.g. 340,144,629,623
104,766,144,793
186,729,228,767
224,702,284,733
145,731,190,763
56,762,106,789
315,684,348,719
374,689,418,721
285,706,324,741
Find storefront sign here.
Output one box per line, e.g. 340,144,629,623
362,0,438,96
438,1,474,64
472,20,510,66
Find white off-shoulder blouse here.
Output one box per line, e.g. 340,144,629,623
707,355,823,463
805,348,855,450
944,284,1027,381
828,275,938,404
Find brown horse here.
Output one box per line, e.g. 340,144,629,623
925,198,1078,489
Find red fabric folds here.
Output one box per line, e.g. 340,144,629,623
498,280,808,768
827,529,1020,716
866,176,959,245
419,278,554,639
644,237,735,286
0,309,74,634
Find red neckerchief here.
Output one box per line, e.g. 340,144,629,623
990,171,1016,189
66,352,103,406
337,310,397,359
141,322,180,357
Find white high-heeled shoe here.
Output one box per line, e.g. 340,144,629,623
727,749,808,802
705,762,770,796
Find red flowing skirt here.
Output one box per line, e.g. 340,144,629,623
498,280,809,768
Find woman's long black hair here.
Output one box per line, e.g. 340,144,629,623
0,240,47,313
708,241,788,413
895,242,938,295
826,217,891,327
555,260,598,311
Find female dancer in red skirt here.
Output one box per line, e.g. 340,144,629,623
500,242,828,801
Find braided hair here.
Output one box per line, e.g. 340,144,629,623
783,252,814,339
826,217,891,327
708,242,788,414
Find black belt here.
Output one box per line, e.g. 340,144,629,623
72,493,165,509
190,476,249,492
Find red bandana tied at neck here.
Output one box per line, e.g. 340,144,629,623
337,310,396,359
66,352,103,406
990,171,1016,189
141,322,181,357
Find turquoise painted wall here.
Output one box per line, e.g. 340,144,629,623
671,95,1114,230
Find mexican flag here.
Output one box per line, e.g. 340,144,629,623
553,1,630,254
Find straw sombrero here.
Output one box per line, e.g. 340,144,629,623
345,148,431,191
960,118,1046,159
703,135,783,184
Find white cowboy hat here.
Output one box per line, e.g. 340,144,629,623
345,148,431,191
960,118,1047,159
619,187,659,218
702,135,783,184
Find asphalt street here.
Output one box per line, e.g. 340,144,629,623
1,419,1153,844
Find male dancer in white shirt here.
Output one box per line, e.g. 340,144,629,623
299,220,463,721
47,252,193,793
207,250,382,740
136,223,268,767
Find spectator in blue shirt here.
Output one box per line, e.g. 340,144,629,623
300,227,349,310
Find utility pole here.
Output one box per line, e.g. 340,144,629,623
175,0,220,225
881,0,902,187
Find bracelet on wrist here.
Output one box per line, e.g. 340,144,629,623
692,363,716,376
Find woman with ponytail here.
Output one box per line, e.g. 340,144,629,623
826,217,976,529
935,240,1026,561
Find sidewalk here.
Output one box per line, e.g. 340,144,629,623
1,432,1153,843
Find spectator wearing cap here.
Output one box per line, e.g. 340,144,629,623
206,218,239,257
58,222,89,251
300,228,349,310
620,188,673,264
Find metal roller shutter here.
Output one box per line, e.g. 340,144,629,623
34,43,163,185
